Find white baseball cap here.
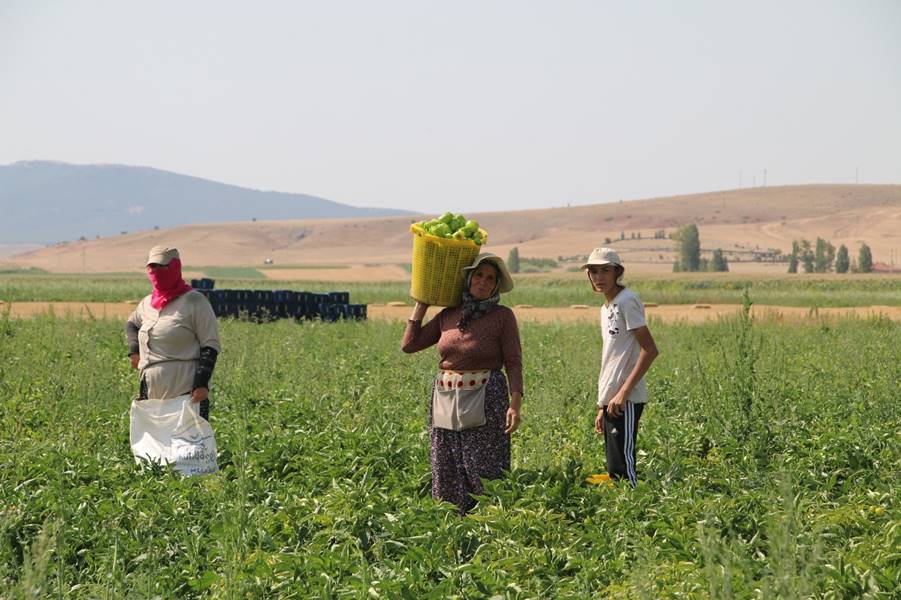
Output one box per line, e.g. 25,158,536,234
580,247,623,270
146,246,180,266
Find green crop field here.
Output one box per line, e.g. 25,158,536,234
1,300,898,597
2,271,901,307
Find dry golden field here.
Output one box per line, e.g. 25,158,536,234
3,184,899,276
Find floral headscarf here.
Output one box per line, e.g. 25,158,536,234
457,268,501,331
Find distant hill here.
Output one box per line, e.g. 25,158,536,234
6,184,900,275
0,161,413,243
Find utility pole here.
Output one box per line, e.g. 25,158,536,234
855,166,859,184
739,169,743,190
763,169,767,187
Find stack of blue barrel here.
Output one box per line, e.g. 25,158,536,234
191,279,367,322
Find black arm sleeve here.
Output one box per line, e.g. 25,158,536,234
125,321,140,356
192,346,219,390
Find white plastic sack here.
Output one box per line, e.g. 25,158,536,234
129,394,219,476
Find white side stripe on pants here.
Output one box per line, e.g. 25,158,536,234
624,402,637,487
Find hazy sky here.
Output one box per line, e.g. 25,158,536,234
2,1,900,213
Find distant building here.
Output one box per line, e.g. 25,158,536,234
872,262,900,273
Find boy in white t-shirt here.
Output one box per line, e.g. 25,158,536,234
582,247,659,487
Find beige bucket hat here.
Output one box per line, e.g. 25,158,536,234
462,252,515,293
146,246,180,266
580,247,623,270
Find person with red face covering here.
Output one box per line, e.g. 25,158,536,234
125,246,221,420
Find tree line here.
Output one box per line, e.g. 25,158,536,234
506,228,878,275
506,248,559,274
672,224,729,272
672,226,877,274
787,239,873,273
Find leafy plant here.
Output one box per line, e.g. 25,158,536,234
1,308,898,596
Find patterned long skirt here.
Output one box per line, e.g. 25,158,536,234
429,369,511,513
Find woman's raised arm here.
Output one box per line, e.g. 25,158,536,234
401,302,441,353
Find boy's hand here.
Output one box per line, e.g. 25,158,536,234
594,408,604,433
607,390,627,418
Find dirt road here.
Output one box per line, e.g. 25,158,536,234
3,301,900,323
368,303,901,323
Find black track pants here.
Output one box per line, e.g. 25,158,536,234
603,402,645,487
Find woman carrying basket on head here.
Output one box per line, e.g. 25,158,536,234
402,253,523,514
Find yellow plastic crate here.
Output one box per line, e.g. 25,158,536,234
409,224,488,307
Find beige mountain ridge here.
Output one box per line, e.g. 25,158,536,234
6,184,900,278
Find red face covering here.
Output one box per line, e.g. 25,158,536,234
147,258,193,309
